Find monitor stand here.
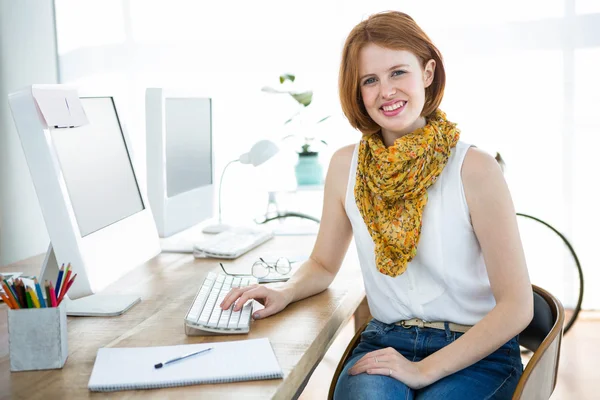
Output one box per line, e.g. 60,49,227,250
40,244,141,316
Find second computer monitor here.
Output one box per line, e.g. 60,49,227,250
146,88,215,238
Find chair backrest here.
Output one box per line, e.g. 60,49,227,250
512,285,564,400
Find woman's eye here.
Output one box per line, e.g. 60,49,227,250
392,70,406,77
363,77,376,85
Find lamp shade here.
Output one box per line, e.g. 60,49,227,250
239,140,279,166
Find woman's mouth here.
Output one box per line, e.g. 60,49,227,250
380,100,407,117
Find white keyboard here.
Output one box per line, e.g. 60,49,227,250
193,228,274,259
185,272,258,335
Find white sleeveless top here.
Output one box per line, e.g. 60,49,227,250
345,141,496,326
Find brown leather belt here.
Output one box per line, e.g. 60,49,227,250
395,318,472,333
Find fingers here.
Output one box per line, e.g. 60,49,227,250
220,285,258,310
351,349,390,368
234,286,269,311
364,367,394,378
349,348,401,375
350,355,385,373
349,357,392,376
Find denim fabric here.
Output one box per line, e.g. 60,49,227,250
333,319,523,400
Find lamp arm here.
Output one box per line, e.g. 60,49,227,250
217,159,239,224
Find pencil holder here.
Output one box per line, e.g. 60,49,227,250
7,302,68,372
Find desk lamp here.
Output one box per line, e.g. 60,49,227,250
202,139,279,234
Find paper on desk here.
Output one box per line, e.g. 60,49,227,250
88,338,283,391
32,85,89,128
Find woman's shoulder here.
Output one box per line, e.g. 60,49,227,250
330,143,357,167
461,147,501,181
461,146,506,199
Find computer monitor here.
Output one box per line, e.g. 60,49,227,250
8,85,161,315
145,88,214,238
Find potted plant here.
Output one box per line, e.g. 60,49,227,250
262,74,330,186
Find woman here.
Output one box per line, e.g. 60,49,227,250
221,11,532,399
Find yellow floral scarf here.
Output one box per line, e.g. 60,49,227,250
355,109,460,277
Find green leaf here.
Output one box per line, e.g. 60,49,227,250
316,115,331,124
279,74,296,84
290,91,313,107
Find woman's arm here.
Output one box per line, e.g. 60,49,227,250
220,145,355,316
280,145,355,302
417,147,533,383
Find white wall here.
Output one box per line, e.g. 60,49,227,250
0,0,58,265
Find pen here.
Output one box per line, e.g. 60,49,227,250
154,347,214,369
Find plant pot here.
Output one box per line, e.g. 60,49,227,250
295,152,323,186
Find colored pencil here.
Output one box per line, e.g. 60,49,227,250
16,280,27,309
44,281,52,308
0,291,14,309
28,287,40,308
57,273,77,305
34,278,47,308
55,265,65,297
1,275,20,307
58,266,72,302
48,281,58,307
7,282,21,308
0,279,19,309
25,289,33,308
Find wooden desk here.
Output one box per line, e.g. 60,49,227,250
0,236,365,399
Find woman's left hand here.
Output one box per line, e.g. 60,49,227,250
348,347,432,389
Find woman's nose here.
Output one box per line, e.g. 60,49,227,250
380,82,397,99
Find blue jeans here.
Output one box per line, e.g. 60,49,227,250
333,319,523,400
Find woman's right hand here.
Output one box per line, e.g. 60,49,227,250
219,284,293,320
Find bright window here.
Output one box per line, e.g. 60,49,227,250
55,0,600,308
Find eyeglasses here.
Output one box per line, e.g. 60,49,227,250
219,257,292,279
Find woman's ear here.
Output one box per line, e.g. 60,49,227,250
424,59,436,88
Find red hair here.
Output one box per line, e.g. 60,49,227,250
339,11,446,135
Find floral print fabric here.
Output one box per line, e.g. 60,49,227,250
355,109,460,277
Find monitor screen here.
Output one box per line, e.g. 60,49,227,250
50,97,144,237
165,97,212,198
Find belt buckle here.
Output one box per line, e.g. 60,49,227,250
400,319,425,329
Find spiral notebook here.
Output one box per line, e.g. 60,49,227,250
88,338,283,392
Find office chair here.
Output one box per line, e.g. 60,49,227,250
327,285,564,400
516,213,583,335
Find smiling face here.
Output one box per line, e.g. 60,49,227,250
358,44,436,145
